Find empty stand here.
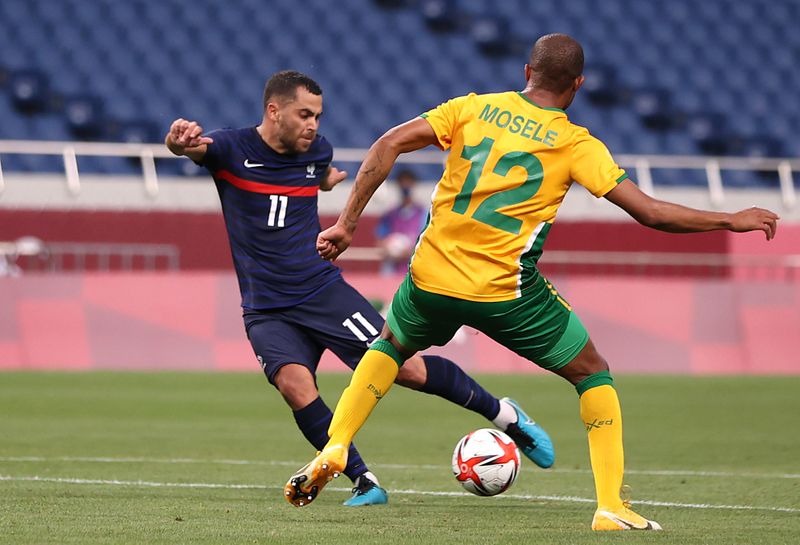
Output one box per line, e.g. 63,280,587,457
0,0,796,188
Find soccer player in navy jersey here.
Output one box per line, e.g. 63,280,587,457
165,70,554,506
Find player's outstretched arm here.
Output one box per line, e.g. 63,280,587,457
164,118,213,163
317,117,438,261
605,179,780,240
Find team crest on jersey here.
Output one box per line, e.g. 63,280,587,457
306,163,316,178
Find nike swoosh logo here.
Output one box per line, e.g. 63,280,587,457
595,511,657,530
244,159,264,168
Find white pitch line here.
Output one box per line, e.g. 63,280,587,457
1,456,798,480
0,456,292,466
622,468,800,480
1,474,798,514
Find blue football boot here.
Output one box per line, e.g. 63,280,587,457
500,397,555,468
342,474,388,507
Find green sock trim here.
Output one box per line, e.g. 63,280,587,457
369,339,405,368
575,370,614,396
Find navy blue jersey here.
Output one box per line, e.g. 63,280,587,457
201,126,341,310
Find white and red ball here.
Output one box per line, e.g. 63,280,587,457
452,428,521,496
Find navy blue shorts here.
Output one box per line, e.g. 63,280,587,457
244,278,385,384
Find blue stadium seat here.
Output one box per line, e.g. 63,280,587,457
727,114,760,138
741,136,784,159
9,70,50,114
653,168,709,188
724,170,775,189
1,152,63,173
421,0,459,32
63,95,105,140
631,88,674,131
30,114,71,142
106,119,160,144
0,41,34,72
582,64,618,106
732,139,781,189
685,112,729,156
672,91,704,113
471,17,513,56
0,95,29,139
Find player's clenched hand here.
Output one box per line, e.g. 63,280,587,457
317,223,353,261
320,166,347,191
165,118,213,154
729,207,780,240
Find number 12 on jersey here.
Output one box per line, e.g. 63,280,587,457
452,137,544,235
267,195,288,227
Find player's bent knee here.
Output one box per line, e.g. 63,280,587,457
395,355,427,389
273,364,319,410
553,339,609,386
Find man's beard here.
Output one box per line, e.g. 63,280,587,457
279,130,310,154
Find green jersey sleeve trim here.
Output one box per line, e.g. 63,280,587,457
616,173,629,183
419,113,429,119
516,92,566,113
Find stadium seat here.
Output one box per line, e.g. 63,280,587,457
5,153,64,173
632,88,674,131
686,113,729,156
653,168,709,188
582,64,618,106
421,0,459,32
105,119,160,145
62,95,105,140
471,17,513,56
741,136,784,160
724,170,774,189
9,70,50,114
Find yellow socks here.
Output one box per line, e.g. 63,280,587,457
327,340,403,448
579,382,625,511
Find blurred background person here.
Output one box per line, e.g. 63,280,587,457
375,169,427,275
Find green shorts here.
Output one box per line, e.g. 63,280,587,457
386,273,589,371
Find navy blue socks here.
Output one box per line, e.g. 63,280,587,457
420,355,500,420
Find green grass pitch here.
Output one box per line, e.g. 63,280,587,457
1,371,798,544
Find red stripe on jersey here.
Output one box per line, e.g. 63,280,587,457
214,169,319,197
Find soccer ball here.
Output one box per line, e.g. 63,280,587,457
452,428,521,496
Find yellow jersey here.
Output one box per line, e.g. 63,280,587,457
410,91,627,302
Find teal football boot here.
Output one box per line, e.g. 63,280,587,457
500,397,555,468
342,474,388,507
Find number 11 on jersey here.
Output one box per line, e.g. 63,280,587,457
267,195,288,227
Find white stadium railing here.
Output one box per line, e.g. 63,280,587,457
0,140,797,276
0,139,797,210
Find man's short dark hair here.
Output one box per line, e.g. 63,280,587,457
263,70,322,110
528,34,584,94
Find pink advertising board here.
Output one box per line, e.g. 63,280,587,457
0,272,797,374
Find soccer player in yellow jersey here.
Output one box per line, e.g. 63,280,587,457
284,34,779,530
